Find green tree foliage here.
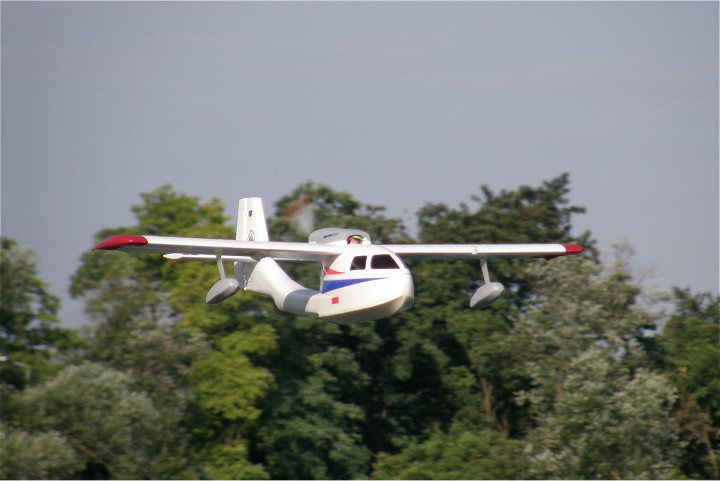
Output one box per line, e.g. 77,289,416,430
194,440,269,480
3,178,710,479
416,173,595,303
514,243,681,478
68,185,275,479
0,238,76,388
654,289,720,479
411,175,591,434
70,184,232,325
191,327,276,423
524,347,680,479
372,422,522,479
188,326,274,480
252,183,409,478
257,364,370,479
4,362,168,478
512,242,658,414
271,182,411,244
251,177,595,478
0,428,82,479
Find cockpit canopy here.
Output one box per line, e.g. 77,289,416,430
350,254,400,270
308,228,371,246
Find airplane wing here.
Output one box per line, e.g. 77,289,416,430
93,234,345,262
384,243,582,260
94,235,582,262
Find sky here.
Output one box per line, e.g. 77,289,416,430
2,1,718,327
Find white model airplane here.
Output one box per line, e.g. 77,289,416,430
94,198,583,324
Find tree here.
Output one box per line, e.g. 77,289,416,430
512,242,657,416
399,174,591,438
415,173,594,304
250,183,409,478
0,238,75,389
514,243,681,479
188,327,274,479
5,362,170,479
71,184,232,327
360,176,594,479
70,185,272,478
0,428,82,479
256,362,370,479
64,178,702,480
372,422,522,479
654,289,720,479
270,182,411,245
251,177,592,478
524,347,680,479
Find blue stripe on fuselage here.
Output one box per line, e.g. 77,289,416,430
321,278,381,293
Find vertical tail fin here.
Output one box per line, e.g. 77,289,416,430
235,198,268,289
233,197,319,316
236,197,269,242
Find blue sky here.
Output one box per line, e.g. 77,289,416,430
2,2,718,326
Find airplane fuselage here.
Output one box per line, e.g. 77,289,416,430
242,243,414,324
318,244,414,323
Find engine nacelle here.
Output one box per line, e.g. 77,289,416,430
469,282,505,309
206,278,241,304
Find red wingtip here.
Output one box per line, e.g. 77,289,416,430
93,234,148,251
542,243,584,260
561,243,583,255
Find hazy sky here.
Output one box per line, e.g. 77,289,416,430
2,1,718,326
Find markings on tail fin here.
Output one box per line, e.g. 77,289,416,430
236,198,269,242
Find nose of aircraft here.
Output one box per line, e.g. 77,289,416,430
397,275,415,313
323,273,414,324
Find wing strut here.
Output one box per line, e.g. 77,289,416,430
206,254,241,304
480,258,491,285
216,254,226,280
470,258,505,309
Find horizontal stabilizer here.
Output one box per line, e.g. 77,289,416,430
164,253,256,262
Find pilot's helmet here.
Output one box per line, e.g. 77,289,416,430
347,234,363,244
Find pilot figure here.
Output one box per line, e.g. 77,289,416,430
347,234,363,245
